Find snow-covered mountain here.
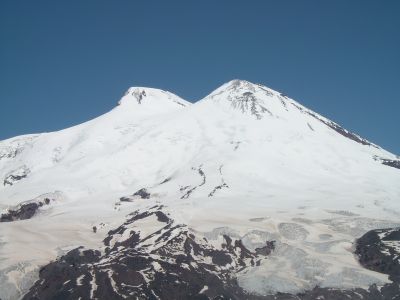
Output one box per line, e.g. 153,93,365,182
0,80,399,300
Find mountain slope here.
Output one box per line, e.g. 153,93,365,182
0,80,399,300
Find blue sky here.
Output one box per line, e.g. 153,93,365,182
1,1,399,154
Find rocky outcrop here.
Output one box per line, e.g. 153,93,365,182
0,192,61,222
21,204,400,300
119,188,151,202
3,165,30,186
22,205,275,300
0,198,50,222
381,159,400,170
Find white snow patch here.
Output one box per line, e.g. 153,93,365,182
199,285,208,294
76,275,85,286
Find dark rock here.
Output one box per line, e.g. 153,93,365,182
0,203,39,222
0,147,21,160
155,211,170,223
3,173,28,186
119,188,151,202
381,159,400,170
255,241,275,256
208,182,228,197
181,167,206,199
223,234,232,248
0,198,52,222
3,166,30,186
160,177,171,184
212,250,232,266
133,188,151,199
355,228,400,280
22,206,273,300
383,230,400,241
133,89,146,104
21,206,400,300
229,91,273,119
119,196,132,202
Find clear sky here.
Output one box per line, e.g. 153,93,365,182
1,1,399,154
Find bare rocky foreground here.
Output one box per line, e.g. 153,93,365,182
22,205,400,300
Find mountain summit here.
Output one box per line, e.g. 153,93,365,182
0,81,399,300
117,87,190,115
